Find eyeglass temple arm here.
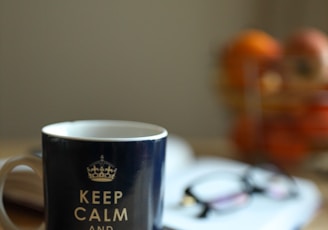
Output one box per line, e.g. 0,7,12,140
182,187,202,204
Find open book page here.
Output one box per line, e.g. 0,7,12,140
163,157,321,230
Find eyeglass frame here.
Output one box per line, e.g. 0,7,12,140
180,163,299,218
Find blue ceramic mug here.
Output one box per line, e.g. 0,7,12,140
0,120,167,230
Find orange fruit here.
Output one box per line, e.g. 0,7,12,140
263,116,309,166
220,29,282,90
283,28,328,93
299,91,328,146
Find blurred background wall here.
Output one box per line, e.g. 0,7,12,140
254,0,328,38
0,0,327,138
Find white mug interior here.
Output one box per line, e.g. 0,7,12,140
42,120,168,141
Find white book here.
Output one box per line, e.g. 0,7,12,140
163,137,322,230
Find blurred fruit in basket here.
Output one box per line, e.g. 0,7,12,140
231,114,309,165
299,91,328,147
231,114,258,156
220,29,282,90
283,28,328,93
218,29,283,111
263,116,310,166
222,27,328,165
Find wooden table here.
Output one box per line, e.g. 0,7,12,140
0,138,327,229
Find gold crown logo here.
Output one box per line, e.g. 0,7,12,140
87,155,117,182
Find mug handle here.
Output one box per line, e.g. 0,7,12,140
0,156,45,230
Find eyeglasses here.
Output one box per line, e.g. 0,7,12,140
180,163,298,218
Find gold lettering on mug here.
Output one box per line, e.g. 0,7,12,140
74,190,128,224
89,226,113,230
75,207,87,221
80,190,89,204
114,191,123,204
79,190,123,205
74,207,128,222
75,155,128,228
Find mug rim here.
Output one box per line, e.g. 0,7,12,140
42,120,168,142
